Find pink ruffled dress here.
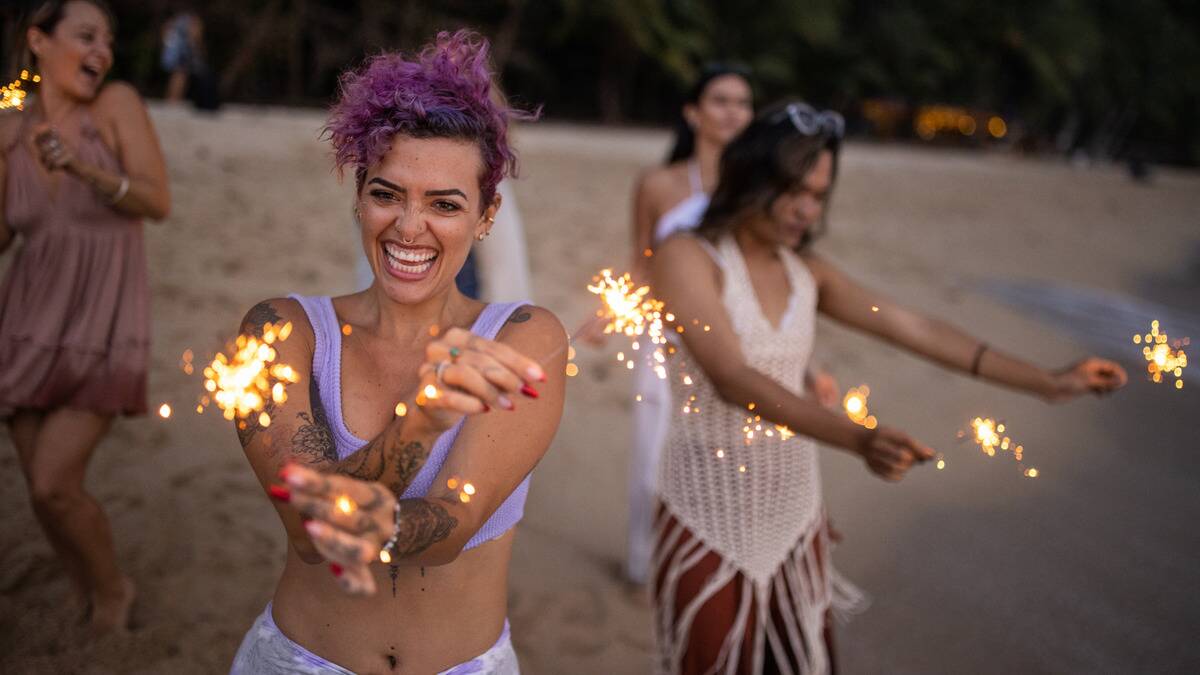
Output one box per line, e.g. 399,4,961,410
0,111,149,416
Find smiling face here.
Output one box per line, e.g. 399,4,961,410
357,135,498,305
746,149,834,249
27,1,114,102
684,74,753,149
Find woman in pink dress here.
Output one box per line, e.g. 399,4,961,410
0,0,169,634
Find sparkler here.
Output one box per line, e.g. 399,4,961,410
584,268,670,379
1134,320,1187,389
200,321,300,425
0,71,39,111
842,385,877,430
958,417,1035,477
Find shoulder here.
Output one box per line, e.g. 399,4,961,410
239,297,315,352
657,232,719,268
495,304,566,354
94,81,145,111
797,250,839,289
638,163,687,194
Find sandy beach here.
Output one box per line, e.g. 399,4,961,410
2,104,1198,673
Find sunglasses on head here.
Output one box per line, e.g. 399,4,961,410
771,102,845,140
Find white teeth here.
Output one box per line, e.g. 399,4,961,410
383,243,436,275
383,242,437,263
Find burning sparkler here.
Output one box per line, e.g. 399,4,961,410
842,385,877,430
0,71,39,111
958,417,1035,477
585,268,669,379
201,321,300,425
1134,320,1187,389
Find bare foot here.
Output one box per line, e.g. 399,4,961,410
89,576,135,637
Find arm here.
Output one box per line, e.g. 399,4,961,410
803,254,1127,401
281,307,565,594
652,235,932,476
235,298,445,564
383,307,566,566
36,82,170,219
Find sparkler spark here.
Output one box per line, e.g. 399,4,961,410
1135,320,1187,388
586,268,669,378
0,71,39,111
842,385,877,429
200,321,300,422
962,417,1036,477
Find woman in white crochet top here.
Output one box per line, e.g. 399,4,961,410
650,101,1128,674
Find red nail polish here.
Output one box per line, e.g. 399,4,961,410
330,563,343,577
268,485,291,502
520,384,539,399
482,403,490,412
277,465,291,481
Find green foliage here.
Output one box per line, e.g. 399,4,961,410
1,0,1196,163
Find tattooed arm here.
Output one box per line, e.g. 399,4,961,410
380,305,566,566
235,298,443,564
283,305,566,577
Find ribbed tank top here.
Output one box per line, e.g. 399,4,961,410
289,295,533,550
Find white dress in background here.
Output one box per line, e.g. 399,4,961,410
654,235,862,674
626,162,708,584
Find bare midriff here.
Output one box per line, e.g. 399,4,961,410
272,530,514,674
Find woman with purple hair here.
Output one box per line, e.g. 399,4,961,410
229,31,564,674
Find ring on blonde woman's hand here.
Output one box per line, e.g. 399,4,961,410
448,347,461,363
435,360,451,383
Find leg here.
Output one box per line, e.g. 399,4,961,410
9,409,92,611
26,407,134,634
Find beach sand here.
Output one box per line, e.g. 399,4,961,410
2,105,1198,673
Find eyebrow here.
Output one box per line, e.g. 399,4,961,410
367,178,466,199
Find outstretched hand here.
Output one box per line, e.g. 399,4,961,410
277,463,396,596
857,426,935,481
1049,357,1127,401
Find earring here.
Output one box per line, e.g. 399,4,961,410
476,232,486,241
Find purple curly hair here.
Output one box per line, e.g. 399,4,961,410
324,30,535,207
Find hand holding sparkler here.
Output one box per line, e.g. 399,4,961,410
1047,357,1127,401
279,464,397,596
855,426,935,481
414,326,547,433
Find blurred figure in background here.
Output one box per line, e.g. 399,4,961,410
622,64,754,587
160,8,218,111
0,0,170,634
651,101,1127,673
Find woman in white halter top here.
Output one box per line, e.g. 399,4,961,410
651,101,1128,674
623,65,754,585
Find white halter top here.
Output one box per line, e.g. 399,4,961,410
659,234,821,583
653,161,710,244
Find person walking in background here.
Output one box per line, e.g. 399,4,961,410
160,8,218,111
0,0,170,635
650,101,1128,673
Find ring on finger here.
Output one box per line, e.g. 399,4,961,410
448,346,461,363
435,359,451,383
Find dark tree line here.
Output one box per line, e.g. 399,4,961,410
3,0,1198,164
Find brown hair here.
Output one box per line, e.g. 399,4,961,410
20,0,116,71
